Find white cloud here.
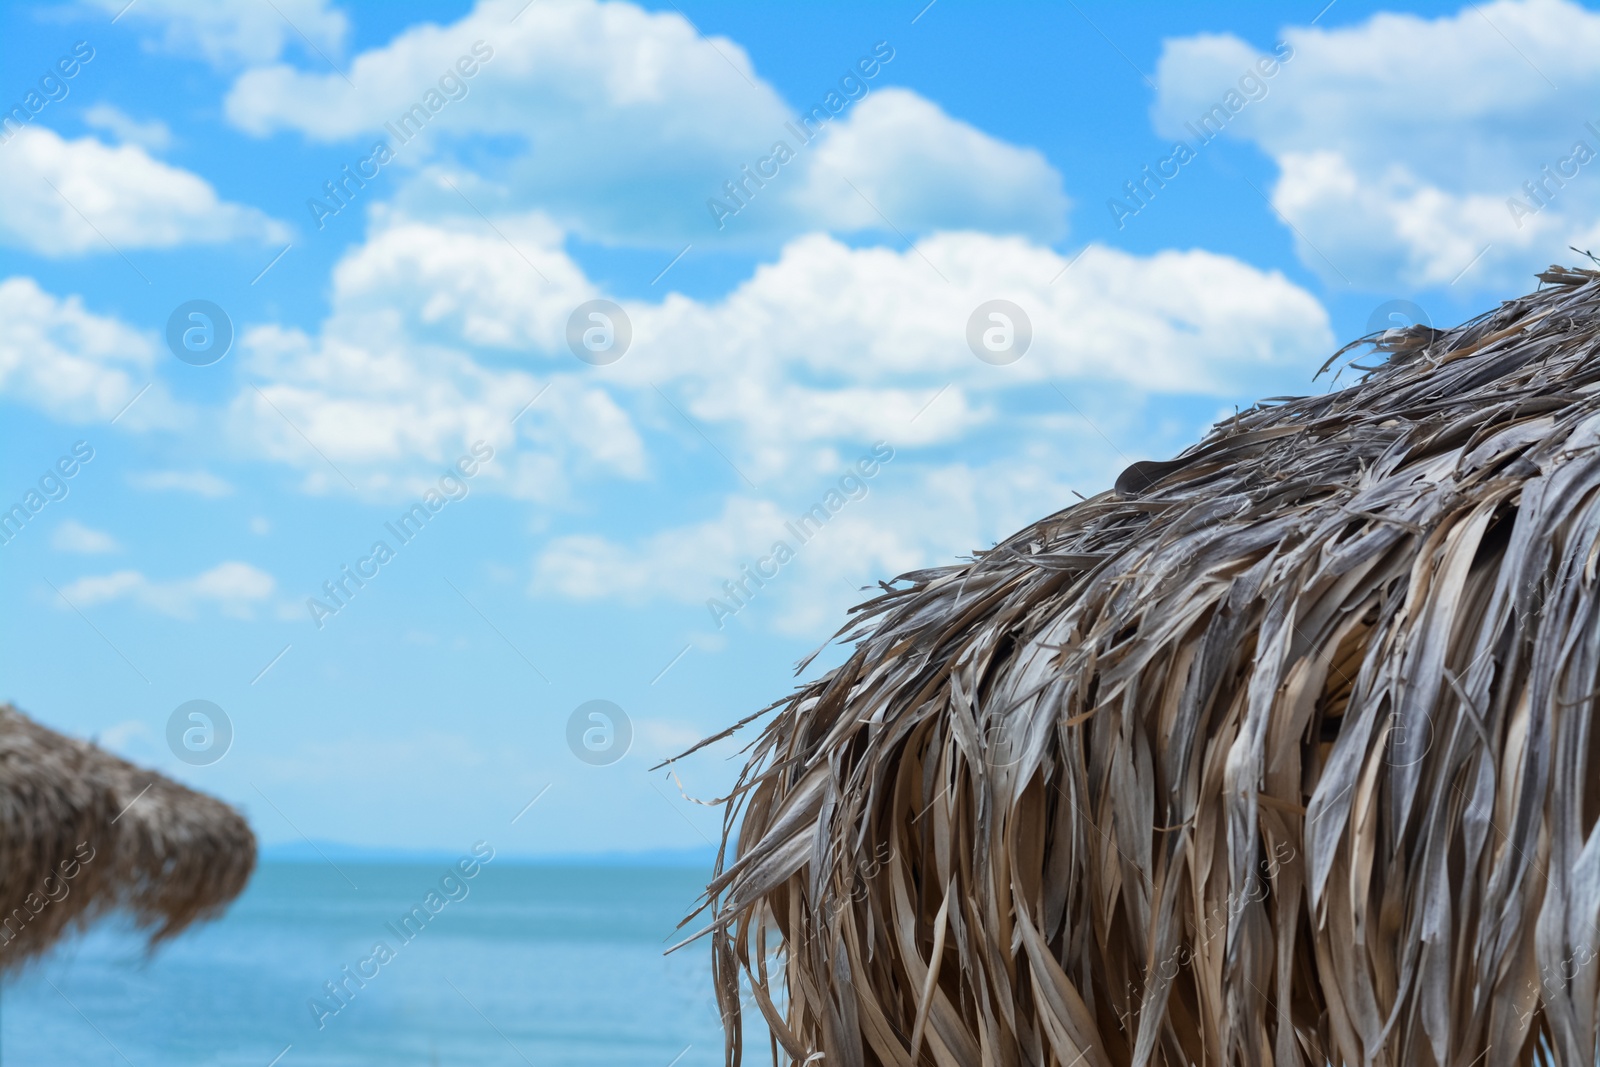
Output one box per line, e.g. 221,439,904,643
57,561,276,619
224,0,783,247
83,103,173,151
51,519,120,554
98,719,153,755
1269,151,1546,289
638,231,1327,392
222,0,1068,247
0,128,288,255
506,219,1327,621
128,470,234,497
0,276,170,425
232,208,644,497
221,207,1328,502
786,89,1068,242
612,233,1330,483
536,496,793,604
533,445,1100,635
88,0,348,67
1152,0,1600,291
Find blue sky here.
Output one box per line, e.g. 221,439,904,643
0,0,1589,857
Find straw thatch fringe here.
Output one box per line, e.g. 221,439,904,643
0,704,256,969
685,267,1600,1067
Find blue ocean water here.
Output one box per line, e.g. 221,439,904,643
2,862,758,1066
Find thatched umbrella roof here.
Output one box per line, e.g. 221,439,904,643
686,267,1600,1067
0,703,256,969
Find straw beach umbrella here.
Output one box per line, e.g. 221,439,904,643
685,267,1600,1067
0,703,256,970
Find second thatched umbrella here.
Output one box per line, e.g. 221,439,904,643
0,703,256,969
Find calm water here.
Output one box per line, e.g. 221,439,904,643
2,862,754,1066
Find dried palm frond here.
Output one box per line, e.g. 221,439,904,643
684,268,1600,1067
0,703,256,969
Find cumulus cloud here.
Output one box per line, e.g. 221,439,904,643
1269,151,1538,289
532,486,923,635
533,446,1096,635
230,207,644,498
0,128,289,255
536,496,797,604
224,0,781,247
0,276,171,425
786,89,1068,242
127,470,235,497
524,223,1325,615
627,231,1329,392
98,719,153,755
51,519,120,554
222,0,1069,247
0,140,1284,629
83,104,173,151
1152,0,1600,291
57,561,277,619
88,0,348,68
221,206,1330,502
605,232,1331,483
217,207,1327,621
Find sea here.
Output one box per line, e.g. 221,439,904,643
2,861,768,1066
